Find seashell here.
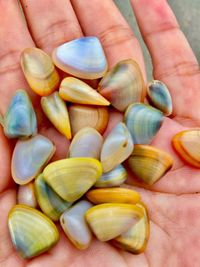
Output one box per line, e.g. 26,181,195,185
68,127,103,159
172,130,200,167
21,47,60,96
8,204,59,259
98,59,146,112
147,80,172,116
101,122,133,172
43,158,102,202
85,203,143,242
128,145,173,185
124,103,164,144
3,89,37,139
12,134,55,185
69,104,109,136
41,92,71,139
52,36,108,79
60,200,93,250
94,164,127,188
86,188,140,204
17,182,37,208
113,202,150,254
35,174,72,221
59,77,110,106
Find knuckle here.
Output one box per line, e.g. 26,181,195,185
0,50,21,76
35,20,82,51
155,61,200,79
98,24,135,48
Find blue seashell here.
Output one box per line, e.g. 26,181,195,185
124,103,164,144
147,80,173,116
52,37,108,79
3,90,37,138
11,134,55,185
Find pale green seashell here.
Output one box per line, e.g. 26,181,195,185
85,203,143,242
60,200,93,250
41,92,71,139
94,164,127,188
17,182,37,208
52,36,108,79
113,202,150,254
124,103,164,144
59,77,110,106
35,174,72,221
68,127,103,159
98,59,146,112
3,89,37,139
8,205,59,259
128,145,173,185
147,80,172,116
101,122,133,172
12,134,55,185
43,158,102,202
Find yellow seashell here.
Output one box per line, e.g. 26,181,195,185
8,204,59,259
59,77,110,106
85,203,143,242
21,47,60,96
43,158,102,202
113,202,150,254
86,188,140,204
41,92,71,139
128,145,173,185
69,104,109,136
172,130,200,167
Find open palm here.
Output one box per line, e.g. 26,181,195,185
1,1,200,267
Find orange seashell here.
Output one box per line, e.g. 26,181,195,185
68,104,109,136
172,130,200,167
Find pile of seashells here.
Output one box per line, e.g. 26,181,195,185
1,37,198,259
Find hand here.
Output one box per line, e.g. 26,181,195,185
0,1,200,266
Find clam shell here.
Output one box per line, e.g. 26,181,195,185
41,92,71,139
69,104,109,136
52,36,108,79
17,182,37,208
35,174,72,221
68,127,103,159
43,158,102,202
12,134,55,185
8,205,59,259
147,80,172,116
128,145,173,185
3,89,37,139
60,200,93,250
124,103,164,144
172,130,200,167
98,59,146,111
85,203,143,242
21,47,60,96
113,202,150,254
59,77,110,106
94,164,127,188
86,188,140,204
101,122,133,172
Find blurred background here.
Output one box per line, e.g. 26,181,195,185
114,0,200,79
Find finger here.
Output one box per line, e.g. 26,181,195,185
130,0,200,123
20,0,83,54
71,0,146,78
0,0,36,115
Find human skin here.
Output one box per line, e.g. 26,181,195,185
0,0,200,266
